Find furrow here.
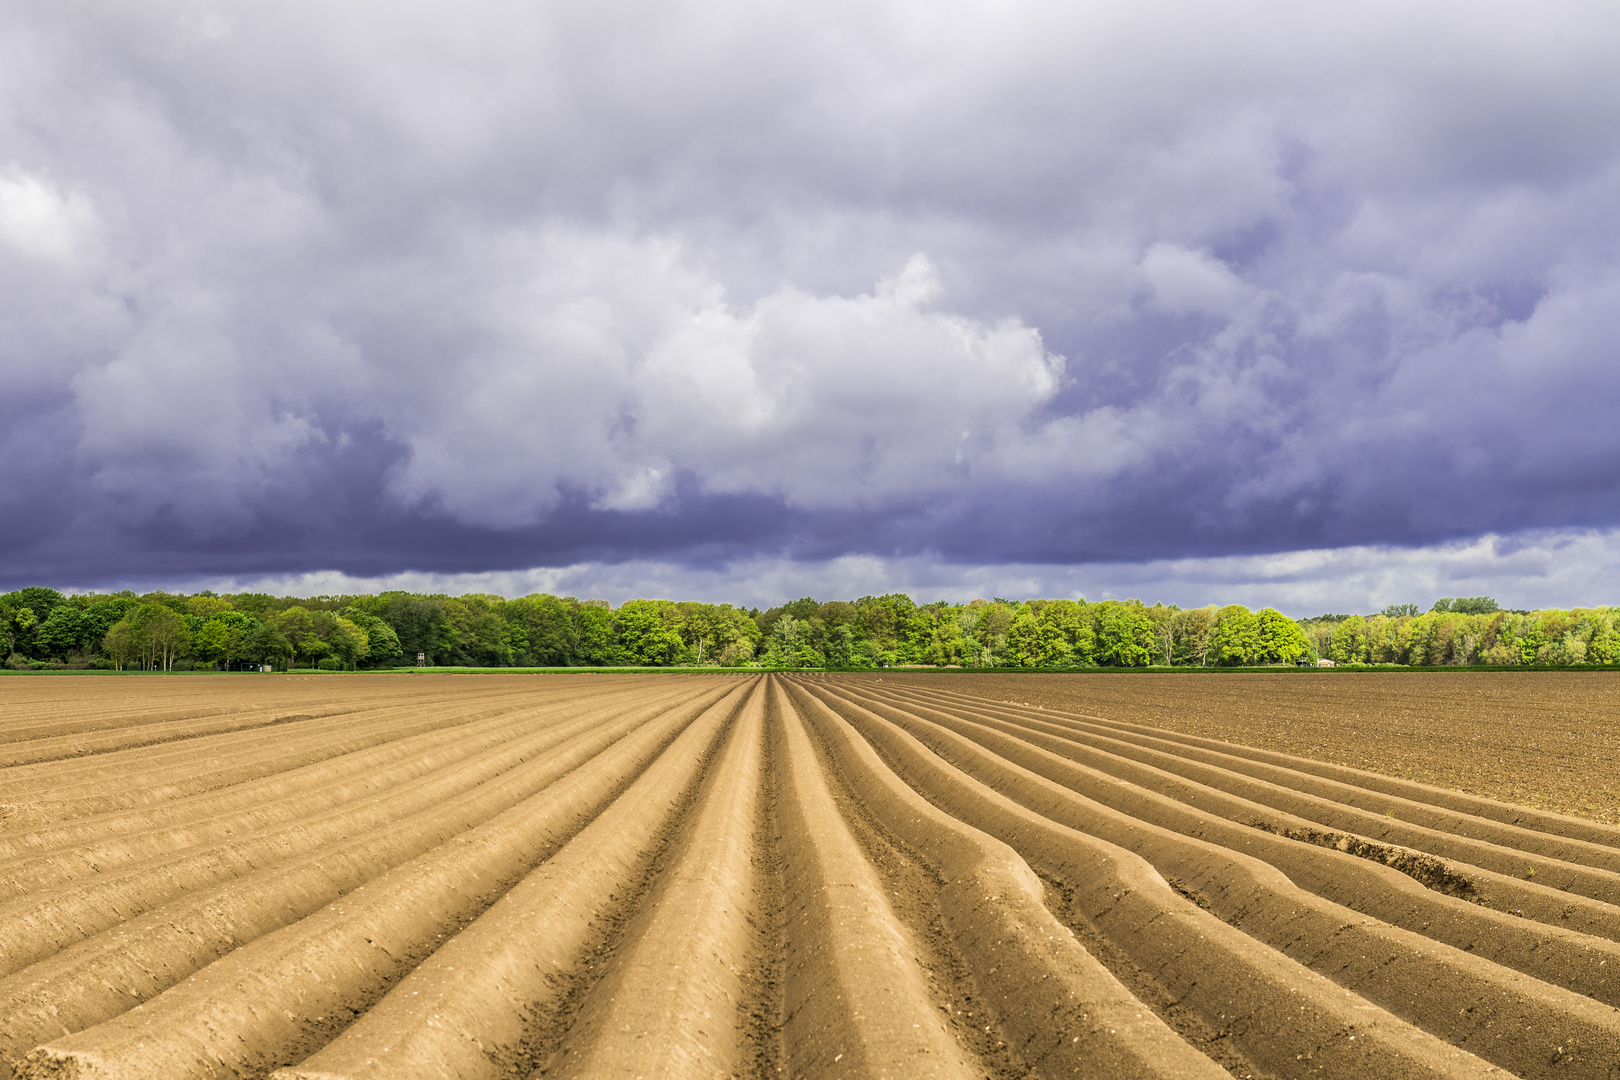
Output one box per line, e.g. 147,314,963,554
0,713,499,821
1,710,354,766
0,688,695,940
902,688,1620,877
0,680,619,797
0,704,251,745
267,680,755,1080
779,678,1229,1080
0,682,740,1077
799,682,1503,1080
0,686,558,768
0,680,683,861
810,681,1620,1079
0,679,619,777
773,678,983,1080
0,701,468,792
0,677,545,748
0,680,699,890
881,681,1620,934
11,685,737,1080
484,680,763,1080
838,681,1620,1006
870,684,1620,907
889,680,1620,851
0,692,402,752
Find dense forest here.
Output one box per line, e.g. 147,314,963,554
1,587,1614,671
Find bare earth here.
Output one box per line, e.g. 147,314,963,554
3,672,1620,1080
877,671,1620,827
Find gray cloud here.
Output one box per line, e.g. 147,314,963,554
127,528,1620,617
3,0,1620,591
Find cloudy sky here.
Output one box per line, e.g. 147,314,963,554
4,0,1619,612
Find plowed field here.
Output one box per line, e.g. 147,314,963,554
3,673,1619,1080
879,672,1620,827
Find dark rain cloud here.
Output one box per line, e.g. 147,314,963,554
3,0,1620,589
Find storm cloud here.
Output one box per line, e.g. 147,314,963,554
3,0,1619,599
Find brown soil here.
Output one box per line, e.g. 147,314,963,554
6,672,1620,1080
872,671,1620,827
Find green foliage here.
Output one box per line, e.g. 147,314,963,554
1432,596,1500,615
1092,602,1154,666
1254,608,1310,664
343,610,403,666
35,604,85,660
614,600,688,666
246,623,294,667
573,603,618,665
101,603,191,671
1212,605,1261,665
6,582,1618,673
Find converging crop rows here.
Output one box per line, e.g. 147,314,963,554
2,673,1618,1079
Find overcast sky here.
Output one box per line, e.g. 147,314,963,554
4,1,1619,612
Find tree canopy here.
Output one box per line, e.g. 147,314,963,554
1,588,1612,671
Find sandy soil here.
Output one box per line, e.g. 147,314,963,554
3,673,1619,1080
874,671,1620,827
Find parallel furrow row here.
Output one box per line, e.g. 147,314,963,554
0,684,577,765
0,681,650,820
0,679,698,884
3,673,1618,1079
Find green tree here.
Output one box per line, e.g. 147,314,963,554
11,607,39,658
971,601,1016,664
102,619,139,670
1094,601,1155,667
245,623,294,669
573,602,618,665
764,613,803,667
824,624,857,667
444,595,510,666
35,605,85,660
371,593,459,665
187,595,235,619
1038,600,1093,664
191,619,232,666
111,603,189,671
853,594,914,660
615,600,687,665
1329,615,1370,664
221,611,262,668
311,610,369,668
79,598,137,657
1172,606,1216,665
919,605,972,666
503,595,580,665
1145,605,1177,665
1433,596,1500,615
143,605,190,671
1211,605,1261,665
1589,619,1618,665
343,610,404,667
272,607,330,668
6,587,65,657
1253,608,1310,664
1516,621,1549,665
1005,610,1073,667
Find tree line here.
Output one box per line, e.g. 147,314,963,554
0,587,1613,671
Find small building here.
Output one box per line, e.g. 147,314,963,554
1317,658,1336,667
